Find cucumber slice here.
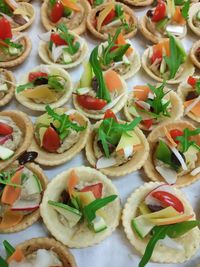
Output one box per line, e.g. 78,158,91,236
9,47,20,56
76,87,90,95
173,35,187,61
156,18,169,30
91,216,107,233
131,216,155,238
80,62,93,88
160,58,167,74
48,200,82,227
0,145,14,160
23,174,42,195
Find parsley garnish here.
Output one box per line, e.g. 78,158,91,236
176,128,200,152
45,105,86,140
97,117,141,157
57,24,80,55
99,28,130,67
181,0,190,20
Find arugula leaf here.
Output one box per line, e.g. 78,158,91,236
0,0,12,16
164,35,184,79
90,46,111,103
83,195,117,223
94,0,104,6
45,105,86,140
49,0,56,6
0,170,22,188
195,79,200,95
4,39,23,49
3,240,15,258
0,257,8,267
16,82,34,93
115,4,123,18
139,221,200,267
174,0,185,5
176,128,200,152
181,0,190,20
57,24,80,55
48,75,64,91
97,117,141,157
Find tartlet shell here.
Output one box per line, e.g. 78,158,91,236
188,3,200,37
41,0,91,34
85,121,149,177
190,40,200,69
12,2,35,32
0,35,32,68
120,0,154,7
29,110,90,166
124,90,184,131
0,69,16,107
142,48,195,84
143,120,200,187
0,162,48,233
122,182,200,263
86,2,138,40
73,73,128,120
38,33,88,69
139,15,187,44
17,237,77,267
0,110,33,171
15,65,73,111
40,166,121,248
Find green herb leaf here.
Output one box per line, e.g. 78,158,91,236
0,256,8,267
174,0,185,5
4,39,23,49
48,75,64,91
3,240,15,258
195,79,200,95
49,0,56,6
90,46,111,103
0,170,22,188
181,0,190,20
94,0,104,6
115,4,123,18
16,82,34,93
97,117,141,157
83,195,117,223
0,0,12,16
167,220,200,238
176,128,200,152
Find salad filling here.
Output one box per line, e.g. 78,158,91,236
87,0,107,8
124,83,183,131
0,69,15,103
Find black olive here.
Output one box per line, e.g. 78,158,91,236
146,10,154,18
33,77,48,86
12,14,27,25
97,140,116,155
59,190,70,204
96,11,100,17
91,76,99,92
148,204,163,212
185,91,199,101
171,151,186,167
195,48,200,62
18,151,38,165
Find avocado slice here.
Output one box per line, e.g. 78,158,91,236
91,216,107,233
0,145,14,160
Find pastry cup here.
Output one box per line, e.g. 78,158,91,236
41,0,91,34
122,182,200,263
0,110,33,171
188,3,200,37
0,162,48,233
0,35,32,68
139,15,187,44
40,166,121,248
124,90,184,131
177,77,200,123
190,40,200,69
86,2,138,40
142,48,195,84
11,2,35,32
38,33,88,69
0,69,16,107
17,237,77,267
85,121,149,177
120,0,154,7
144,120,200,187
15,65,73,111
29,110,90,166
73,74,128,120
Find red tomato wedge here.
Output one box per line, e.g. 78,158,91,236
104,109,117,121
169,129,183,144
0,122,13,135
151,191,184,213
152,1,166,22
42,126,61,152
142,119,153,129
50,33,67,46
28,72,48,82
102,9,115,26
77,95,107,110
150,49,163,64
187,76,197,87
80,183,103,199
50,1,64,23
0,17,12,40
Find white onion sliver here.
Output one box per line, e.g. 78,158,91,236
170,146,188,171
159,236,184,251
191,167,200,176
39,65,50,74
52,44,67,62
145,194,162,207
10,0,18,8
123,146,133,159
166,25,185,35
155,165,177,184
38,30,52,42
104,19,122,28
96,157,117,169
102,93,125,111
184,95,200,115
65,110,75,115
12,196,41,210
136,100,150,111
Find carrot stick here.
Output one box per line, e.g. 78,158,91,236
7,248,24,263
164,127,177,147
61,0,80,11
67,170,78,197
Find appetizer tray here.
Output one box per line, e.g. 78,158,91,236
0,1,200,267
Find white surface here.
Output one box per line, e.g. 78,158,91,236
0,1,200,266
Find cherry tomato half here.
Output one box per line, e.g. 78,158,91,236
104,109,117,121
77,95,107,110
42,126,61,152
50,33,67,46
152,1,166,22
142,119,153,129
0,122,13,135
102,9,116,26
28,72,48,82
151,190,184,213
0,17,12,40
187,76,197,87
50,1,64,23
150,49,163,64
80,183,103,199
170,129,183,144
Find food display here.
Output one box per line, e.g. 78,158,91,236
1,0,200,266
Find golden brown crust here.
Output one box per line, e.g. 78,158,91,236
86,2,138,40
0,35,32,68
190,40,200,69
0,162,48,233
41,0,91,34
85,121,149,177
29,110,90,166
0,110,34,171
0,69,15,107
12,2,35,32
143,120,200,187
17,237,77,267
188,3,200,37
120,0,154,7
